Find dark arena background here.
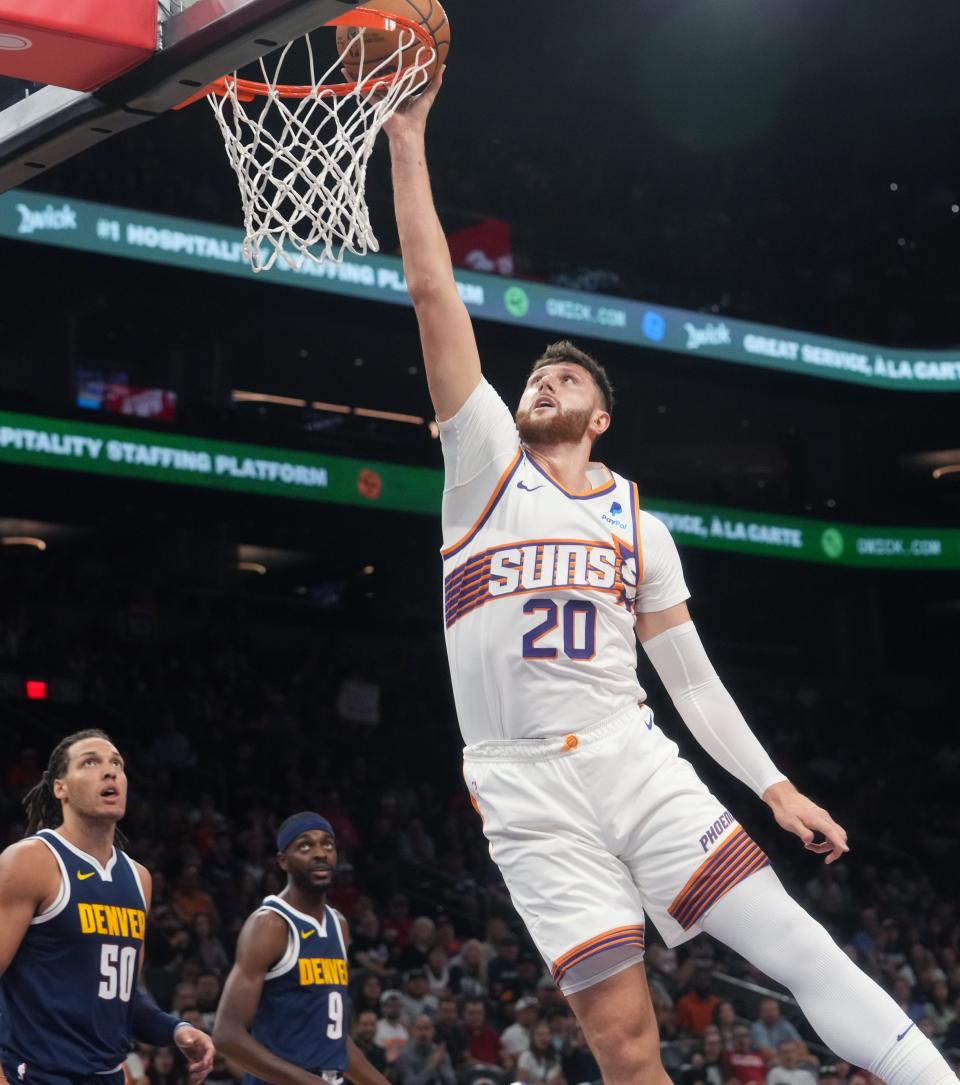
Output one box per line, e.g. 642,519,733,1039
1,2,959,1084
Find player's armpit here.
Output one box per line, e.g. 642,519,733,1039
0,838,60,975
634,600,691,644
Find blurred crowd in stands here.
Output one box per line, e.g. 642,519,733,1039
1,548,958,1085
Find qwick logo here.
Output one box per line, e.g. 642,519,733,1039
517,480,543,493
16,202,78,235
684,321,731,350
602,500,628,530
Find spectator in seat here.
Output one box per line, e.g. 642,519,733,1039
487,934,522,1007
713,999,744,1049
723,1025,767,1084
353,972,385,1015
501,996,538,1068
751,998,801,1056
394,1015,456,1085
401,968,440,1022
376,989,411,1064
924,979,956,1037
189,913,229,976
351,913,392,979
681,1025,726,1084
463,998,503,1069
676,968,720,1036
425,943,453,997
395,916,439,974
516,1021,565,1085
560,1021,600,1085
451,939,488,1000
766,1041,817,1085
942,994,960,1050
194,971,222,1031
352,1008,388,1075
146,1046,188,1085
891,978,925,1024
328,860,361,917
381,894,413,951
433,996,471,1072
172,863,219,927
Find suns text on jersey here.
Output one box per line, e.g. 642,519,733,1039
445,539,637,628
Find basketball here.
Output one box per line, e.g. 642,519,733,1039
336,0,450,86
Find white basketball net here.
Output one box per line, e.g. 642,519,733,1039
207,12,434,272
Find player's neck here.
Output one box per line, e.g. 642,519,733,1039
281,884,328,921
524,441,595,493
56,815,117,865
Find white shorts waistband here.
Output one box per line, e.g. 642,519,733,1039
462,701,651,763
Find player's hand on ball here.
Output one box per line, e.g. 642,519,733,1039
175,1025,216,1084
763,780,849,864
384,65,444,139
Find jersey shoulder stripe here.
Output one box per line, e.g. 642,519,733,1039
441,449,522,560
631,482,644,584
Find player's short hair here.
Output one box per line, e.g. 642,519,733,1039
530,341,615,414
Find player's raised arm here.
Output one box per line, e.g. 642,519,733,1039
385,69,482,422
213,911,326,1085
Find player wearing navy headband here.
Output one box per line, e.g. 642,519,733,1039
214,813,390,1085
0,729,215,1085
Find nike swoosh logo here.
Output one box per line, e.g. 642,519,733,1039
896,1022,916,1042
301,929,316,939
77,871,95,880
517,481,543,492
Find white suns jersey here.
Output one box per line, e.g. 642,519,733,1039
440,379,690,745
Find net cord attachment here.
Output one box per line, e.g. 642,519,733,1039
195,8,435,271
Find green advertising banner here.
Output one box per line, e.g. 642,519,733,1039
0,410,442,515
645,499,960,571
1,409,958,570
3,191,960,392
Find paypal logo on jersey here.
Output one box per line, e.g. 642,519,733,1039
601,500,628,531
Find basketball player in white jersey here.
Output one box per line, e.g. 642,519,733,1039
384,73,956,1085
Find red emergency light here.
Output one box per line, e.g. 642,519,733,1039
25,679,47,700
0,0,157,92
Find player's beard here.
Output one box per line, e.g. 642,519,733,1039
515,404,592,446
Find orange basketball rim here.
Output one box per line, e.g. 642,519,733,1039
175,7,434,107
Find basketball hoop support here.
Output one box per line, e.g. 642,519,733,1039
0,0,356,193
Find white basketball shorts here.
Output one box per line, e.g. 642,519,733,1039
463,702,769,995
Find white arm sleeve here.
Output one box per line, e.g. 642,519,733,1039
641,620,787,798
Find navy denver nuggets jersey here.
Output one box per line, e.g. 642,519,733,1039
245,896,349,1085
0,829,147,1077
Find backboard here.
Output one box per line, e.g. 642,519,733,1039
0,0,357,192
